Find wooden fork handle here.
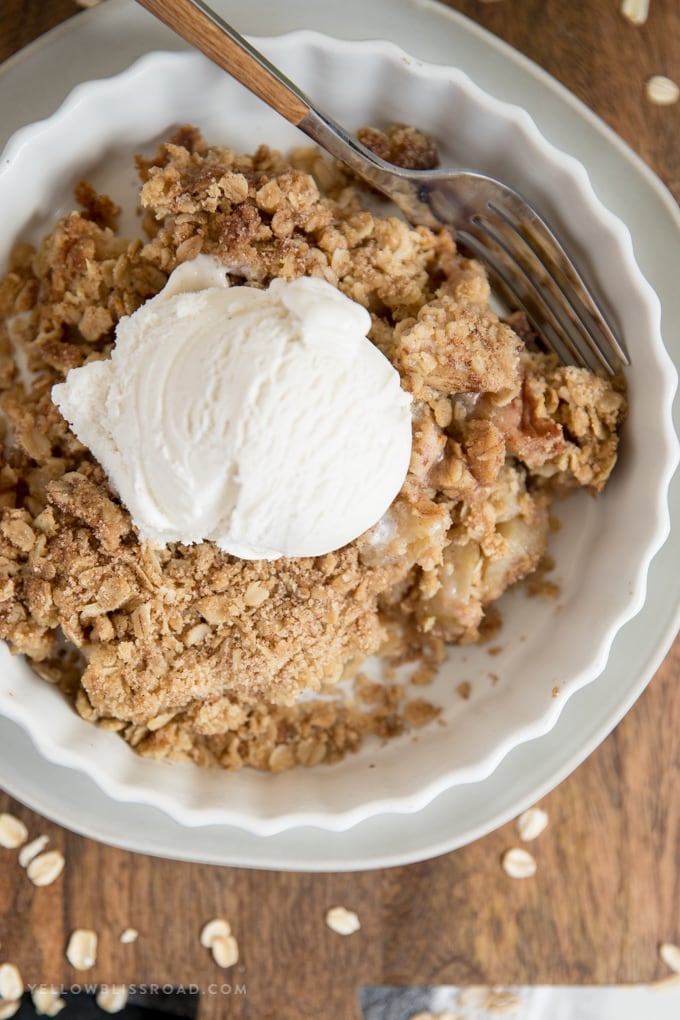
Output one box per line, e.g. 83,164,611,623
135,0,311,126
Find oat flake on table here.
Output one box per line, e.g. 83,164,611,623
31,986,66,1016
0,963,23,1002
96,986,129,1014
26,850,65,887
516,807,549,842
210,934,239,969
621,0,650,25
501,847,537,878
0,813,28,849
325,906,361,935
645,75,680,105
18,835,49,868
200,918,232,948
659,942,680,973
65,929,98,971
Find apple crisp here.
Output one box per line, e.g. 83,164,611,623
0,126,626,770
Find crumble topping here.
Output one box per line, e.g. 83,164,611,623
0,125,626,770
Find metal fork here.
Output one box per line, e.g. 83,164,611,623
136,0,629,375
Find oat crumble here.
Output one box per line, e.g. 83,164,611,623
0,125,626,771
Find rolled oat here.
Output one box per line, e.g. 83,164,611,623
96,986,128,1014
516,807,548,842
18,835,49,868
26,850,65,887
210,935,239,969
325,906,361,935
645,75,680,105
0,814,28,850
65,929,98,971
31,987,66,1016
0,964,23,1002
659,942,680,974
501,847,537,878
621,0,650,25
200,919,231,948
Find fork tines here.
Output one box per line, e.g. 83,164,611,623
455,188,629,375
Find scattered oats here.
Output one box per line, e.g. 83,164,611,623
516,807,549,842
31,986,66,1016
0,963,23,1001
621,0,649,24
659,942,680,973
18,835,49,868
646,75,680,105
66,929,98,970
501,847,537,878
210,934,239,969
96,986,128,1014
0,1002,20,1019
200,918,231,948
325,906,361,935
456,681,471,700
0,813,28,849
26,850,65,887
75,0,103,6
119,928,139,945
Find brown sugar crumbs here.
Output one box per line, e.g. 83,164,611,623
0,125,627,770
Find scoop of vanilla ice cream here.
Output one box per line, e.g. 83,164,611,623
52,256,413,559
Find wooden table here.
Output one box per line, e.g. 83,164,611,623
1,3,679,1018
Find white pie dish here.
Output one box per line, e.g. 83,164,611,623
0,35,676,836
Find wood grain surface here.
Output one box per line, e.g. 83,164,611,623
1,2,679,1019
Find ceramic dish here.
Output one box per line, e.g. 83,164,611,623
0,33,676,836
